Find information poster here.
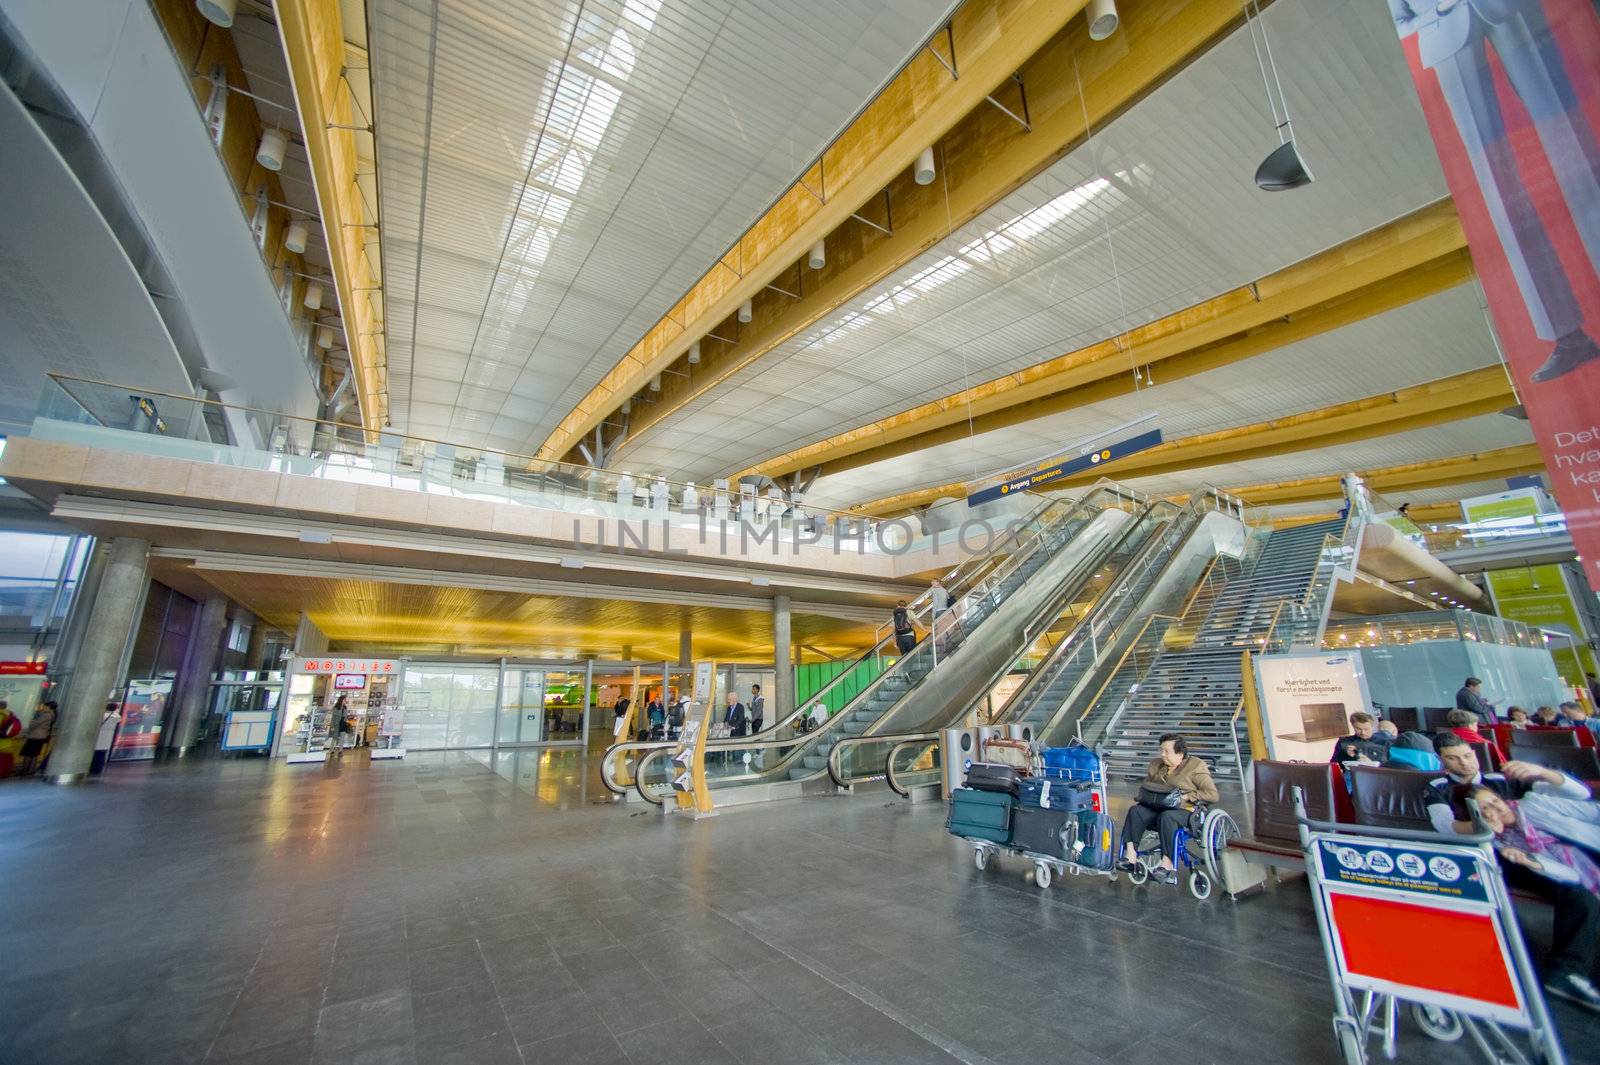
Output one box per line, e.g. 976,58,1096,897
1255,652,1372,762
1385,0,1600,591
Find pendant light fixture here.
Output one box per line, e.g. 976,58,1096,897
196,0,237,28
256,128,287,172
1245,0,1312,191
284,220,309,254
913,146,936,185
1086,0,1119,41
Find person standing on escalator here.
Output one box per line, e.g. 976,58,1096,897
724,690,748,739
748,684,765,736
892,601,915,655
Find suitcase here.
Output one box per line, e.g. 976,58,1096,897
1065,810,1118,870
947,787,1013,844
1018,776,1095,812
965,762,1021,797
1010,804,1071,859
1041,744,1098,782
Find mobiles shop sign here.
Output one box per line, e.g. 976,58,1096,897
966,429,1164,508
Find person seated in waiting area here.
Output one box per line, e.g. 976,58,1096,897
1329,711,1390,765
1118,734,1219,885
1564,702,1600,744
1377,720,1399,742
1446,708,1506,764
1424,733,1590,837
1454,783,1600,1014
1535,705,1561,726
1507,705,1531,729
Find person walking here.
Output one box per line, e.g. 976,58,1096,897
930,578,950,621
748,684,765,736
334,709,355,758
19,699,57,775
91,703,121,775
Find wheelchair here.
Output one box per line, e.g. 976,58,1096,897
1126,804,1242,901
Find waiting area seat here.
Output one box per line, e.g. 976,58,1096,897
1508,744,1600,789
1227,760,1355,872
1509,729,1581,749
1344,764,1435,832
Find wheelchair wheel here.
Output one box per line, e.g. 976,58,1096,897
1128,860,1150,885
1408,1003,1463,1042
973,847,988,871
1188,868,1213,901
1034,861,1052,890
1199,808,1242,887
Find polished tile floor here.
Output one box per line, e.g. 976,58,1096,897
1,751,1596,1065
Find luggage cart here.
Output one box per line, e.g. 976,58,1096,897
961,745,1120,890
1291,788,1567,1065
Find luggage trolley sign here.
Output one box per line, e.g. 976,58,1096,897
1310,835,1528,1027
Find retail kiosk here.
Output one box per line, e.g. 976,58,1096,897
276,656,403,763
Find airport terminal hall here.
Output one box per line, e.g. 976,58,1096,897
10,0,1600,1062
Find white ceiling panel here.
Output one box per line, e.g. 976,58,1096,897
620,0,1457,484
369,0,959,444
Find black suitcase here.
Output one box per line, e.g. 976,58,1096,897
964,762,1021,797
1010,804,1071,858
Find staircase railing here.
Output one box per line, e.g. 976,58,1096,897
1073,612,1179,747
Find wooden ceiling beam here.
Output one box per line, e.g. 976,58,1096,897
1224,445,1545,507
747,198,1469,481
540,0,1267,466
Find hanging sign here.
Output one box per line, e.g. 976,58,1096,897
967,429,1163,507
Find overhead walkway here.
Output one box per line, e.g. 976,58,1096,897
827,487,1250,795
602,482,1148,805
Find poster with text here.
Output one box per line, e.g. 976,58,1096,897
1255,653,1373,763
1386,0,1600,589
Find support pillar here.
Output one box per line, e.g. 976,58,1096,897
678,629,692,667
167,597,230,757
46,537,149,784
772,594,794,720
244,613,270,672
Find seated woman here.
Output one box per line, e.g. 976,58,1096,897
1119,734,1220,884
1507,706,1530,729
1446,708,1506,764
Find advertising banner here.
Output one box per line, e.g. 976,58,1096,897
1462,488,1597,688
1255,652,1372,762
1385,0,1600,590
966,429,1163,507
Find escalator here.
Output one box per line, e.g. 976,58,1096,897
829,487,1248,793
604,481,1147,805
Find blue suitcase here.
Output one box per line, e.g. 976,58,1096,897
947,786,1013,844
1018,776,1094,812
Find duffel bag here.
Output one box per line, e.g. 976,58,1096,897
964,762,1021,797
981,737,1033,773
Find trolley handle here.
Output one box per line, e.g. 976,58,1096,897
1290,787,1494,846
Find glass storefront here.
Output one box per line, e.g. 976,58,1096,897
497,665,590,746
400,663,499,750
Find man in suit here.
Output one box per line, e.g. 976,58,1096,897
724,690,747,739
1391,0,1600,381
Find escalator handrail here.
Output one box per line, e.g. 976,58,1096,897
885,735,941,798
600,738,672,796
978,498,1185,730
826,730,937,789
675,484,1140,790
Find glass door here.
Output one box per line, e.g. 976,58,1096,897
496,665,587,747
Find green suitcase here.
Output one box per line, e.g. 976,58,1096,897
947,786,1013,844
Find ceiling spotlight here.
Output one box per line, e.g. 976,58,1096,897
914,146,936,185
316,325,335,349
257,128,288,172
620,398,631,414
738,298,752,324
649,374,662,392
687,341,701,365
196,0,236,28
808,239,826,270
1086,0,1119,40
303,281,324,311
284,220,309,255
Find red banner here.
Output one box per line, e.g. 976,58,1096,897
0,661,47,675
1387,0,1600,589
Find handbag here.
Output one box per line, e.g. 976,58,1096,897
1136,784,1184,810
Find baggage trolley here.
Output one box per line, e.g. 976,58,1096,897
1291,788,1567,1065
962,744,1120,890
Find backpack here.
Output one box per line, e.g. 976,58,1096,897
1386,746,1441,772
1394,730,1434,752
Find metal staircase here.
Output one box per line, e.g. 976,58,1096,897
1097,517,1348,784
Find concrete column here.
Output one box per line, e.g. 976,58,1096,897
678,629,692,667
46,537,149,784
772,594,794,720
167,597,230,757
244,613,270,672
294,612,328,656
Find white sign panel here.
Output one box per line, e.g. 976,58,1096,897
1255,652,1373,763
693,661,714,702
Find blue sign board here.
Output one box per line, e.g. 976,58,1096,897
1314,838,1491,904
967,429,1163,507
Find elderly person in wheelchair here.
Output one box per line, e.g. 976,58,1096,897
1118,733,1220,885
